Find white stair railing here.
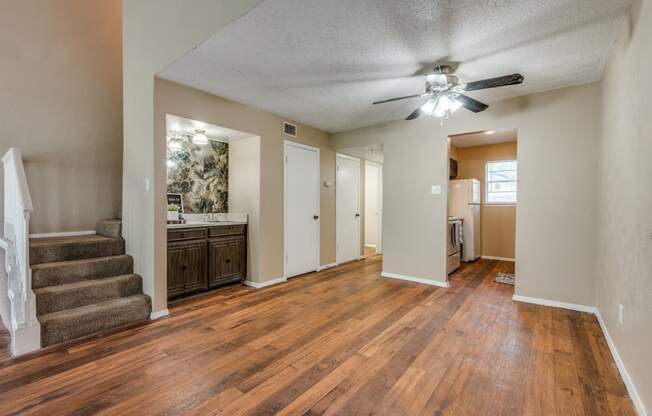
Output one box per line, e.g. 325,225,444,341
1,148,40,355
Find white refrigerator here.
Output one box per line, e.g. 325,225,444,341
449,179,481,262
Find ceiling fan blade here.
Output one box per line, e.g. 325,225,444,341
373,93,423,105
462,74,524,91
406,106,423,120
456,94,489,113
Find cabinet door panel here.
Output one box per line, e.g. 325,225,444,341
183,241,208,292
167,240,207,298
209,236,244,287
167,243,188,298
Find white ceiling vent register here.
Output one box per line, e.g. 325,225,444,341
283,121,297,137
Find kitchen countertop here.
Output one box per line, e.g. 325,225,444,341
167,221,247,230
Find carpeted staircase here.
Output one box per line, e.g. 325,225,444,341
29,220,151,347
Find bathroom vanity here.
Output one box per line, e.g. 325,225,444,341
167,221,247,301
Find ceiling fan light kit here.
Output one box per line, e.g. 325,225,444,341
373,64,524,127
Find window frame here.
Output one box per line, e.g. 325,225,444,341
485,159,517,205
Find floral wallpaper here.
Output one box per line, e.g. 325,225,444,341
167,139,228,213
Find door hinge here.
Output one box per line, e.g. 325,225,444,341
285,254,288,263
285,155,288,163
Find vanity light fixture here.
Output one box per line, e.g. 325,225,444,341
167,130,183,152
192,129,208,145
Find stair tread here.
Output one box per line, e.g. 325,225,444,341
34,274,140,293
30,255,132,270
30,234,121,247
39,294,149,323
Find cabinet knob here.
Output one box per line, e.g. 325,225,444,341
225,259,231,264
180,233,185,238
181,265,188,271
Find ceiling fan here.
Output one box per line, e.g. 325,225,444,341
372,65,524,125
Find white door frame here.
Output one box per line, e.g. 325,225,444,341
284,140,321,278
336,153,361,263
365,160,383,253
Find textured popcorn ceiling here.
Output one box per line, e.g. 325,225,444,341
159,0,631,133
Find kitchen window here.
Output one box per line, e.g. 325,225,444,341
486,160,517,204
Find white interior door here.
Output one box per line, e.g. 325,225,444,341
336,154,361,263
364,161,382,252
284,142,320,278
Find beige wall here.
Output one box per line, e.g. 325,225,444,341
333,82,600,303
0,0,124,233
228,136,261,281
454,142,517,259
155,78,335,305
123,0,262,314
596,0,651,412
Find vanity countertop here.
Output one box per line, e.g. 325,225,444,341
167,221,247,230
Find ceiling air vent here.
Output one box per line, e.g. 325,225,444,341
283,121,297,137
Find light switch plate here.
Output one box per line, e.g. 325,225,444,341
431,185,441,195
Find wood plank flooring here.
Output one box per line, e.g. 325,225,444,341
0,257,636,415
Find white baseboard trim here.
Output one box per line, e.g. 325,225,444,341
513,295,646,415
481,255,515,262
595,310,647,416
150,309,169,320
317,263,338,271
29,230,96,239
381,271,449,288
512,295,596,313
244,276,287,289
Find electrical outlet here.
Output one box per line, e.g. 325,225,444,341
618,304,624,326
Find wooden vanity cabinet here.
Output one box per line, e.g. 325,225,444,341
167,224,246,301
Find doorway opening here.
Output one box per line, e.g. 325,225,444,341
447,128,518,288
337,144,383,261
364,161,383,256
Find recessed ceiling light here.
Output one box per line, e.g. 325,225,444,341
485,130,495,135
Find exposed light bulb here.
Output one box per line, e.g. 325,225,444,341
192,130,208,145
420,99,436,115
433,95,453,117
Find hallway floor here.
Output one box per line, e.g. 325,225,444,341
0,258,635,415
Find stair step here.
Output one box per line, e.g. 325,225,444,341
30,234,125,265
32,255,133,288
96,219,122,239
35,274,143,315
39,294,151,347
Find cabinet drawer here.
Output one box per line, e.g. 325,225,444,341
209,224,245,237
168,228,207,241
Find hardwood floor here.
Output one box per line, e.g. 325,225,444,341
0,257,635,415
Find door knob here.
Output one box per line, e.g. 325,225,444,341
313,215,319,220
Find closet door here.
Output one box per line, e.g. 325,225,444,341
284,141,320,278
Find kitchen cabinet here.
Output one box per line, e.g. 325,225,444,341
167,224,246,300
